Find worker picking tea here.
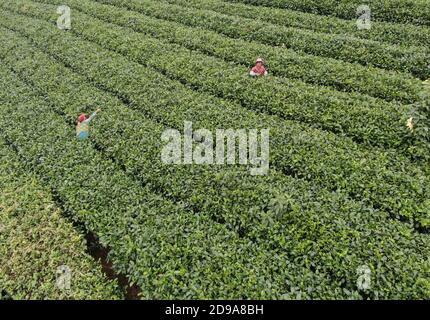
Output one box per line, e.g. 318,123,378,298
76,108,101,140
249,58,268,77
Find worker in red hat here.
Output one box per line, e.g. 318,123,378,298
249,58,268,77
76,108,101,140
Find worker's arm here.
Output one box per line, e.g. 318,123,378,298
86,109,101,123
249,70,258,76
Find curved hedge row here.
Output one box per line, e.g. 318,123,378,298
160,0,430,49
227,0,430,27
1,29,430,299
0,53,364,300
3,1,418,149
32,0,424,105
0,65,333,299
0,141,122,300
93,0,430,79
1,9,429,231
18,0,430,162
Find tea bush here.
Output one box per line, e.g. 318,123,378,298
228,0,430,26
93,0,430,79
0,0,429,299
44,0,426,104
1,8,429,230
161,0,430,49
0,140,122,299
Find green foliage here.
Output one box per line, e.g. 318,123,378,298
0,141,122,299
228,0,430,27
36,0,425,105
407,85,430,160
160,0,430,49
0,61,344,299
93,0,430,79
2,6,429,229
1,49,430,299
0,0,429,299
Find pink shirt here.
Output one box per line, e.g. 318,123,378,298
250,65,268,76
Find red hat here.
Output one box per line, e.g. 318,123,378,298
78,114,87,123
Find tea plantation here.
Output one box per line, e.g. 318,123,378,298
0,0,429,299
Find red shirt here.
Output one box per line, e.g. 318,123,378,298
251,65,267,76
